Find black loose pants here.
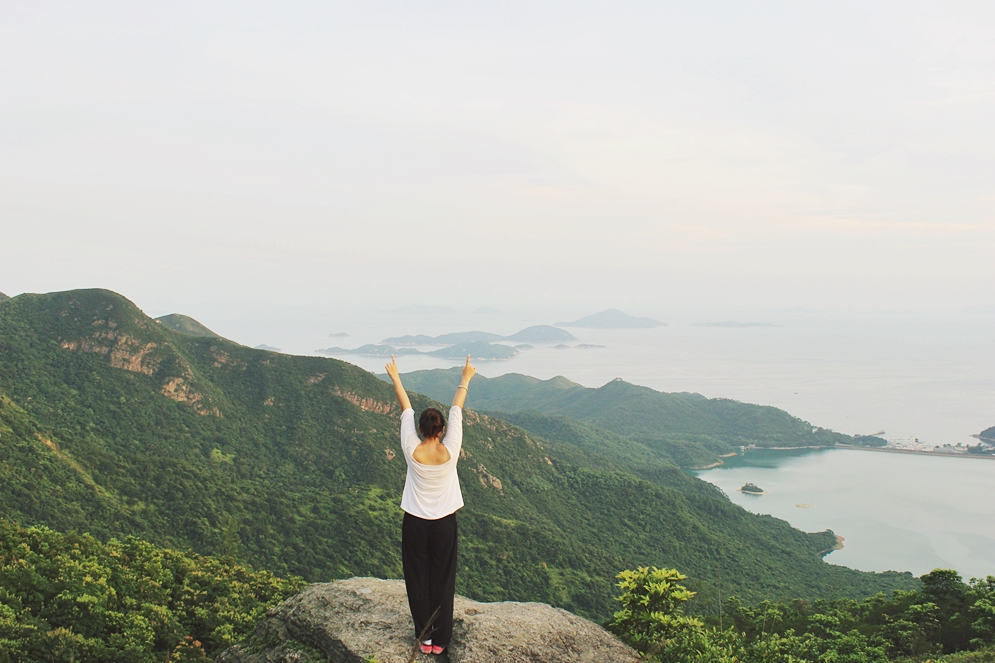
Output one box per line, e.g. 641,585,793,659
402,511,458,646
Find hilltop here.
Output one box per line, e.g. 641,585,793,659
0,288,915,620
556,308,666,328
155,312,220,337
0,291,9,301
397,368,849,468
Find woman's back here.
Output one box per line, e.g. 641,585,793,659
412,442,450,465
399,406,463,520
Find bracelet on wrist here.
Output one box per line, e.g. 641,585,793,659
457,385,468,392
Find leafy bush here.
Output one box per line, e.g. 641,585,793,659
610,566,995,663
0,519,305,662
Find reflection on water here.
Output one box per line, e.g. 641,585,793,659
692,448,995,579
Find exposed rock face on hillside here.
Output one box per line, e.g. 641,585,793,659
217,577,640,663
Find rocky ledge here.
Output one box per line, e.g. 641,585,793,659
217,577,640,663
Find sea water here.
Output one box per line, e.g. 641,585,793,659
691,448,995,580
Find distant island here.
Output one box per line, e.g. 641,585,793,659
329,332,348,338
576,343,606,349
740,483,765,495
254,344,281,352
503,325,576,342
317,340,518,361
428,341,517,361
154,313,219,338
556,309,666,329
382,325,575,346
317,344,420,358
691,321,780,328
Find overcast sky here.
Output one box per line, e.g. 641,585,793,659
2,1,994,322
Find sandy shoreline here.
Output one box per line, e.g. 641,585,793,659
835,444,995,460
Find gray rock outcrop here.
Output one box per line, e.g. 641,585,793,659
217,577,640,663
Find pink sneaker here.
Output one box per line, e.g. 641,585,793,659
420,643,433,654
431,645,445,655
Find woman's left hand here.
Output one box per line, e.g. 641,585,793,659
386,354,401,381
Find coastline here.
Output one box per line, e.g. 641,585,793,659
818,535,845,556
835,444,995,461
687,452,740,471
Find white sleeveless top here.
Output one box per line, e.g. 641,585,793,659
399,406,464,520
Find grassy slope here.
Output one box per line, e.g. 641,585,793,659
397,368,850,467
0,289,915,619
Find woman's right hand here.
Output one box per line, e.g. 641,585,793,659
461,355,476,383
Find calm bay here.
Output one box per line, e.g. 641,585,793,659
692,448,995,579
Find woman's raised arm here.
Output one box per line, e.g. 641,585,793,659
452,355,476,409
385,355,412,411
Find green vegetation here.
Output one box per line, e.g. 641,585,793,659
741,483,764,494
398,368,849,468
853,435,889,447
0,518,304,662
154,314,219,338
0,289,916,624
610,565,995,662
0,293,8,302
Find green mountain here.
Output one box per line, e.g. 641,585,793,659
0,289,914,621
556,308,666,328
0,292,8,301
396,368,848,467
155,312,220,337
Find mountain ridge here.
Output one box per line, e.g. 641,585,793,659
395,368,848,467
0,288,916,620
155,312,220,338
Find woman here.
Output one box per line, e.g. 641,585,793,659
385,354,476,656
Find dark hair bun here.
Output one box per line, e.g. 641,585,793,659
418,408,446,439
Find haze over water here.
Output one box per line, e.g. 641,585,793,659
251,307,995,448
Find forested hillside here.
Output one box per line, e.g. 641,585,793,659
396,368,849,467
0,518,304,661
0,289,915,621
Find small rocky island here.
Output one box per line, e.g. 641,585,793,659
740,482,765,495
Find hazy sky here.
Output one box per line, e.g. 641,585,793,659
2,1,994,321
